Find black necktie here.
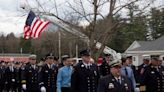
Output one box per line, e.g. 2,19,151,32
87,65,90,69
125,67,128,76
117,78,121,85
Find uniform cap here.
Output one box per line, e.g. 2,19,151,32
80,49,90,56
29,54,36,60
109,59,121,67
45,53,54,59
62,55,70,61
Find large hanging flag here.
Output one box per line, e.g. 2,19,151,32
24,11,49,39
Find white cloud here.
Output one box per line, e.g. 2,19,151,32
0,16,26,36
0,0,25,36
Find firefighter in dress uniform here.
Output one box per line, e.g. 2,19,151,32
39,53,58,92
99,54,113,77
5,62,17,92
71,49,100,92
0,61,6,92
97,59,132,92
21,55,40,92
13,62,22,92
136,58,149,91
140,57,164,92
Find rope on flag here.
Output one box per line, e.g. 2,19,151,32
23,11,49,39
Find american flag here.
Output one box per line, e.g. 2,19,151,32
24,11,49,39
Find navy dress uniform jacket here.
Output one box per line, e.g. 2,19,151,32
97,74,132,92
136,64,148,86
22,65,40,92
71,62,100,92
99,60,110,76
39,64,58,92
141,64,164,92
0,67,6,92
5,67,17,92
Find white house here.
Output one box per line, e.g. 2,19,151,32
125,36,164,66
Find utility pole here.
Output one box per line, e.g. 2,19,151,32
76,44,78,58
58,31,61,62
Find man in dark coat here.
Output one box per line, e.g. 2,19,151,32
140,57,164,92
39,53,58,92
99,54,112,77
21,55,40,92
0,61,6,92
5,62,17,92
136,58,149,89
71,49,100,92
97,59,132,92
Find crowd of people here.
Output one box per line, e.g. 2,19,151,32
0,49,164,92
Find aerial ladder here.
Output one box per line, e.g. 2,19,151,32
20,1,121,60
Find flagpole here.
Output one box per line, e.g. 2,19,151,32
58,30,61,62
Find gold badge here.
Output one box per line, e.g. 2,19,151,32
108,83,114,89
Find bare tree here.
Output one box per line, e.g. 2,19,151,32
21,0,159,59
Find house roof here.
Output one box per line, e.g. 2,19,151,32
126,35,164,52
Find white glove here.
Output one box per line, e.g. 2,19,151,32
12,79,15,82
135,87,140,92
22,84,26,90
40,86,46,92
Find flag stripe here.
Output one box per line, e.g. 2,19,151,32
24,26,31,39
35,21,49,38
34,21,49,38
33,21,43,37
31,20,42,37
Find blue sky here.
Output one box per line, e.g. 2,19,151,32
0,0,163,37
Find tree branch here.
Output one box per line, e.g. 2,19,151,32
113,0,139,16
